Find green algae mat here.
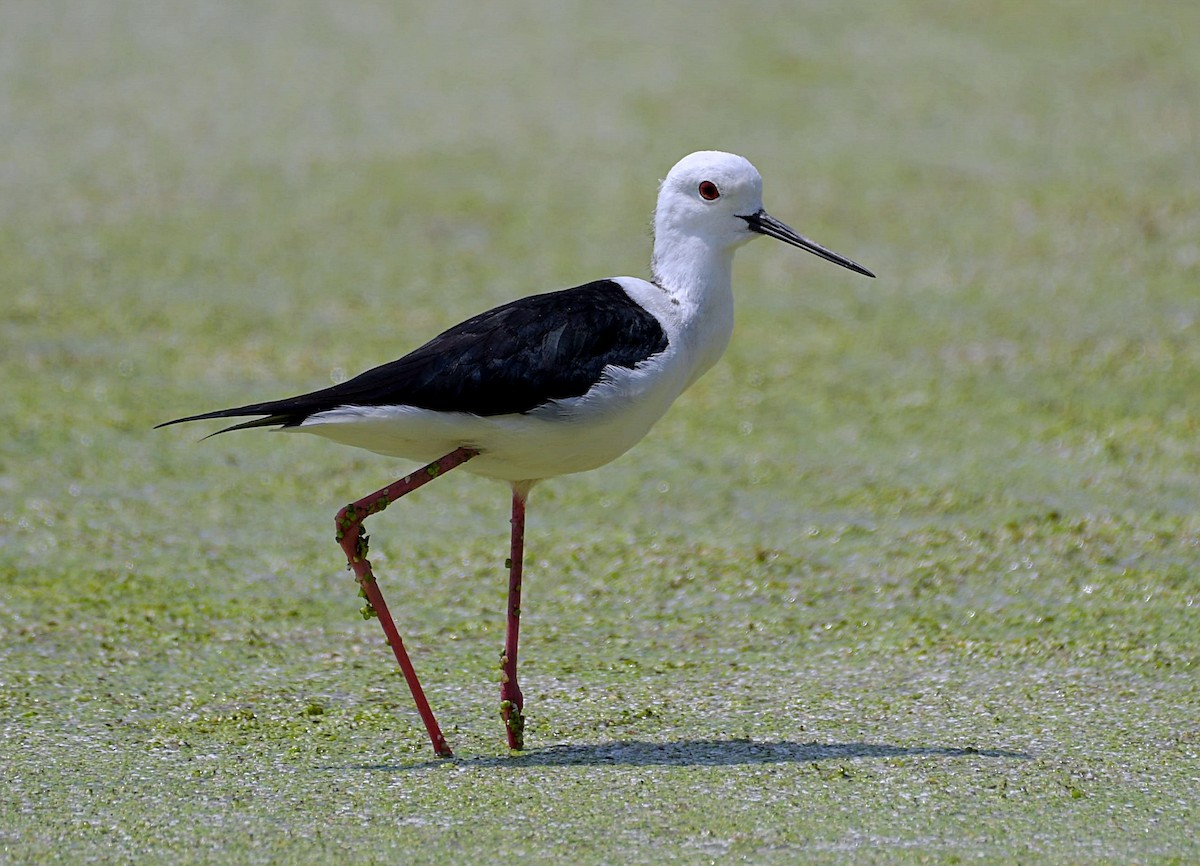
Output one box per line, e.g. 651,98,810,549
2,2,1197,863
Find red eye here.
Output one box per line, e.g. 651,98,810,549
698,181,720,201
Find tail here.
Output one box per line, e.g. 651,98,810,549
155,400,308,437
156,343,429,437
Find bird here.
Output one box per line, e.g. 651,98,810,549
158,150,874,757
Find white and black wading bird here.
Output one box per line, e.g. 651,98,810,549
159,151,875,756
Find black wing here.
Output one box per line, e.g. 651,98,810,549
157,280,668,432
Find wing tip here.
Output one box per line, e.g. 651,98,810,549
155,412,293,435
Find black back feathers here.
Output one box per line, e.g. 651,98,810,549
158,280,668,430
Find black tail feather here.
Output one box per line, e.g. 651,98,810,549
155,403,304,433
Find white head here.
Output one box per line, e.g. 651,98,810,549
653,150,874,280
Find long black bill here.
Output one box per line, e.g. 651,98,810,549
740,210,875,278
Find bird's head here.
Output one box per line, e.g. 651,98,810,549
654,151,874,278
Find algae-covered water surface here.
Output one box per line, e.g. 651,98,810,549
2,2,1197,863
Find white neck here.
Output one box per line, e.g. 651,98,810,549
649,226,738,387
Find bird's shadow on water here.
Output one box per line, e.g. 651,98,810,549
344,738,1030,773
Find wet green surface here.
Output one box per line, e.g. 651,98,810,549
2,2,1197,862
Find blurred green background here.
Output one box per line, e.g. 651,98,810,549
2,2,1197,863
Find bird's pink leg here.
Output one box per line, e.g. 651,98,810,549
334,446,478,758
499,485,529,750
